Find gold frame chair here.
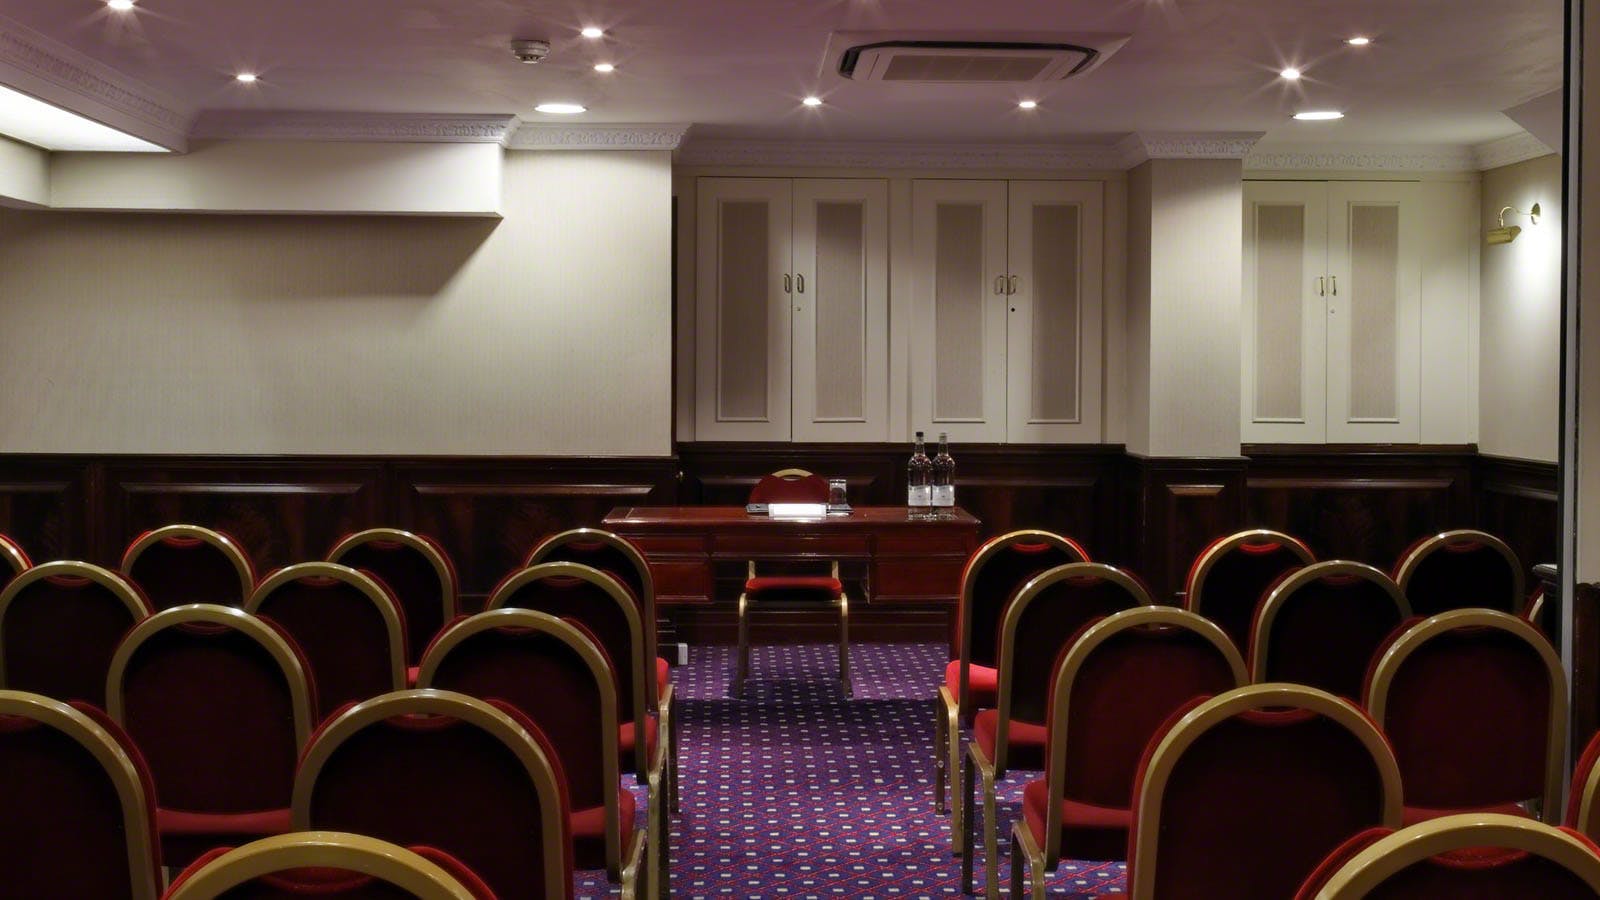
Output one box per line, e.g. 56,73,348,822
1126,683,1404,900
164,831,485,900
292,688,580,900
1248,560,1409,685
1009,607,1248,899
1183,528,1314,630
245,561,409,703
1573,739,1600,839
961,561,1153,899
936,529,1088,836
328,526,460,631
0,689,162,900
1366,608,1567,821
1394,529,1526,614
120,524,256,605
417,609,654,898
1310,813,1600,898
0,560,151,692
0,533,29,582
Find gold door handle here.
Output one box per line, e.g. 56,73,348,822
994,275,1006,295
1330,275,1337,296
783,273,793,294
1317,276,1325,296
1007,275,1019,295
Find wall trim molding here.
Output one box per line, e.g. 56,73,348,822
1473,131,1557,171
1117,131,1264,166
676,138,1128,170
507,122,692,151
1244,142,1480,173
191,111,520,144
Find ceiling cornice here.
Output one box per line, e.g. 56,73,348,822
1117,131,1264,166
1244,143,1480,172
676,139,1127,170
0,12,191,151
1472,131,1556,171
507,122,692,151
191,111,518,144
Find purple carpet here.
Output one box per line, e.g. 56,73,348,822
577,643,1127,898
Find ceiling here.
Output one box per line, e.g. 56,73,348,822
3,0,1565,147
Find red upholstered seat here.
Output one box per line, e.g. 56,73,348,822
1022,779,1131,862
973,709,1047,769
657,656,671,701
122,525,255,611
572,788,637,870
619,715,661,763
329,530,459,667
744,575,843,601
0,562,151,708
158,806,293,837
944,659,998,707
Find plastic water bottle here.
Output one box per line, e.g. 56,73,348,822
932,432,955,515
907,431,933,516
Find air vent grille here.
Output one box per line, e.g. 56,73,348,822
881,53,1059,82
840,41,1101,83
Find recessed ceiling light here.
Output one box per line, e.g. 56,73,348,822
580,26,604,39
234,72,258,84
106,0,135,11
0,83,166,152
594,63,615,73
535,102,586,114
802,96,823,107
1018,99,1038,110
1280,67,1302,81
1346,36,1372,46
1293,110,1344,121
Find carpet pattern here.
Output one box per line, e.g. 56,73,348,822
577,643,1127,898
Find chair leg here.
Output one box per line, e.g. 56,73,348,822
732,593,749,698
981,765,999,900
961,751,976,889
837,593,852,697
933,700,948,815
669,693,681,814
1010,830,1027,900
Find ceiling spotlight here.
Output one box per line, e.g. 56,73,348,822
1346,36,1372,46
1018,99,1038,110
107,0,135,11
534,102,586,114
802,96,823,107
1293,110,1344,120
580,26,604,39
1280,67,1302,81
594,63,616,73
234,72,258,84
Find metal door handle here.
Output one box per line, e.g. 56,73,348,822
994,275,1006,295
1007,275,1019,295
783,273,792,293
1316,276,1325,296
1330,275,1337,296
796,273,805,293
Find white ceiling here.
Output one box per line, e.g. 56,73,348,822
3,0,1565,147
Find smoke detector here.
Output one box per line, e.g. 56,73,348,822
824,31,1129,83
511,39,551,64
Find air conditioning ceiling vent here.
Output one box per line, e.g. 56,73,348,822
832,34,1130,84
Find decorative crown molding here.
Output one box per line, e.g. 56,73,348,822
507,122,692,151
1244,143,1479,173
676,139,1127,170
1472,131,1557,171
1117,131,1264,166
191,111,519,144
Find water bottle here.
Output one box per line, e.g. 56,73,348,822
907,431,933,516
932,432,955,514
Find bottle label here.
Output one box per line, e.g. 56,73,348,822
908,485,931,506
932,485,954,507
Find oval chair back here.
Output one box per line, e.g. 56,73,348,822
0,690,162,900
0,533,29,589
328,529,459,667
1366,608,1566,821
293,689,573,900
107,604,316,867
247,563,407,720
1250,561,1409,700
1299,813,1600,899
1394,529,1525,616
0,561,150,707
121,525,256,610
526,528,657,679
165,832,495,900
1126,683,1403,900
1185,529,1315,650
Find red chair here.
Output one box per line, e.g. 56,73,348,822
1366,609,1565,824
122,525,257,610
1117,684,1402,900
937,530,1089,828
164,832,496,900
0,560,151,707
1393,529,1525,616
0,533,29,588
1184,528,1315,651
418,610,650,898
0,690,162,900
961,562,1151,897
292,689,574,900
1009,607,1248,897
328,528,459,668
107,604,317,867
1296,813,1600,899
1249,561,1409,700
246,562,408,720
1566,728,1600,840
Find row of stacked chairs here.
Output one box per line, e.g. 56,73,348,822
934,527,1578,899
0,525,678,899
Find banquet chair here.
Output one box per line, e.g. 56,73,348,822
293,689,575,900
1249,561,1409,700
122,524,257,610
418,609,651,898
961,562,1151,897
1009,607,1246,899
0,560,150,707
0,532,29,587
0,690,162,900
1393,528,1525,616
1366,608,1565,823
108,604,317,866
164,832,496,900
734,469,852,698
937,529,1089,829
1183,528,1315,651
1116,684,1402,900
1296,813,1600,899
246,562,408,720
328,528,459,668
1567,729,1600,840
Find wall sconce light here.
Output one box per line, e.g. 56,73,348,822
1486,202,1541,245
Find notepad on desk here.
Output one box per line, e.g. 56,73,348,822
767,502,827,518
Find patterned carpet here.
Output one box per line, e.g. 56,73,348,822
577,643,1127,898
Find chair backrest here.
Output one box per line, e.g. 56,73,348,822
1127,683,1403,900
418,609,625,874
246,563,407,720
328,529,459,667
0,560,151,707
164,832,494,900
293,689,572,900
954,530,1089,702
1040,606,1247,868
1300,814,1600,899
1249,561,1409,700
486,562,651,778
748,469,829,503
1366,608,1566,817
525,528,657,674
0,533,29,587
108,604,315,817
1185,528,1315,649
1568,728,1600,839
991,561,1150,774
0,690,162,900
121,525,256,610
1393,529,1525,616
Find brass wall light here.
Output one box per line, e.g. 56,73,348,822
1486,203,1541,245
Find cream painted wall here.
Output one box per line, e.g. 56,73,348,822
1125,163,1153,455
0,135,47,208
1480,153,1562,462
0,150,673,455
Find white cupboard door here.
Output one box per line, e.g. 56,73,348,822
1326,182,1421,442
791,180,890,441
910,180,1009,442
1241,182,1329,443
695,178,793,441
1005,181,1104,443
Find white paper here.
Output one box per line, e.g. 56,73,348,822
769,502,828,518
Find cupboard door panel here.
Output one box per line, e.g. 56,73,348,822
1242,182,1328,443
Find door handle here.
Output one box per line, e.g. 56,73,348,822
796,273,805,294
1007,275,1019,295
1317,276,1325,297
994,275,1006,295
1330,275,1337,296
783,273,792,294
